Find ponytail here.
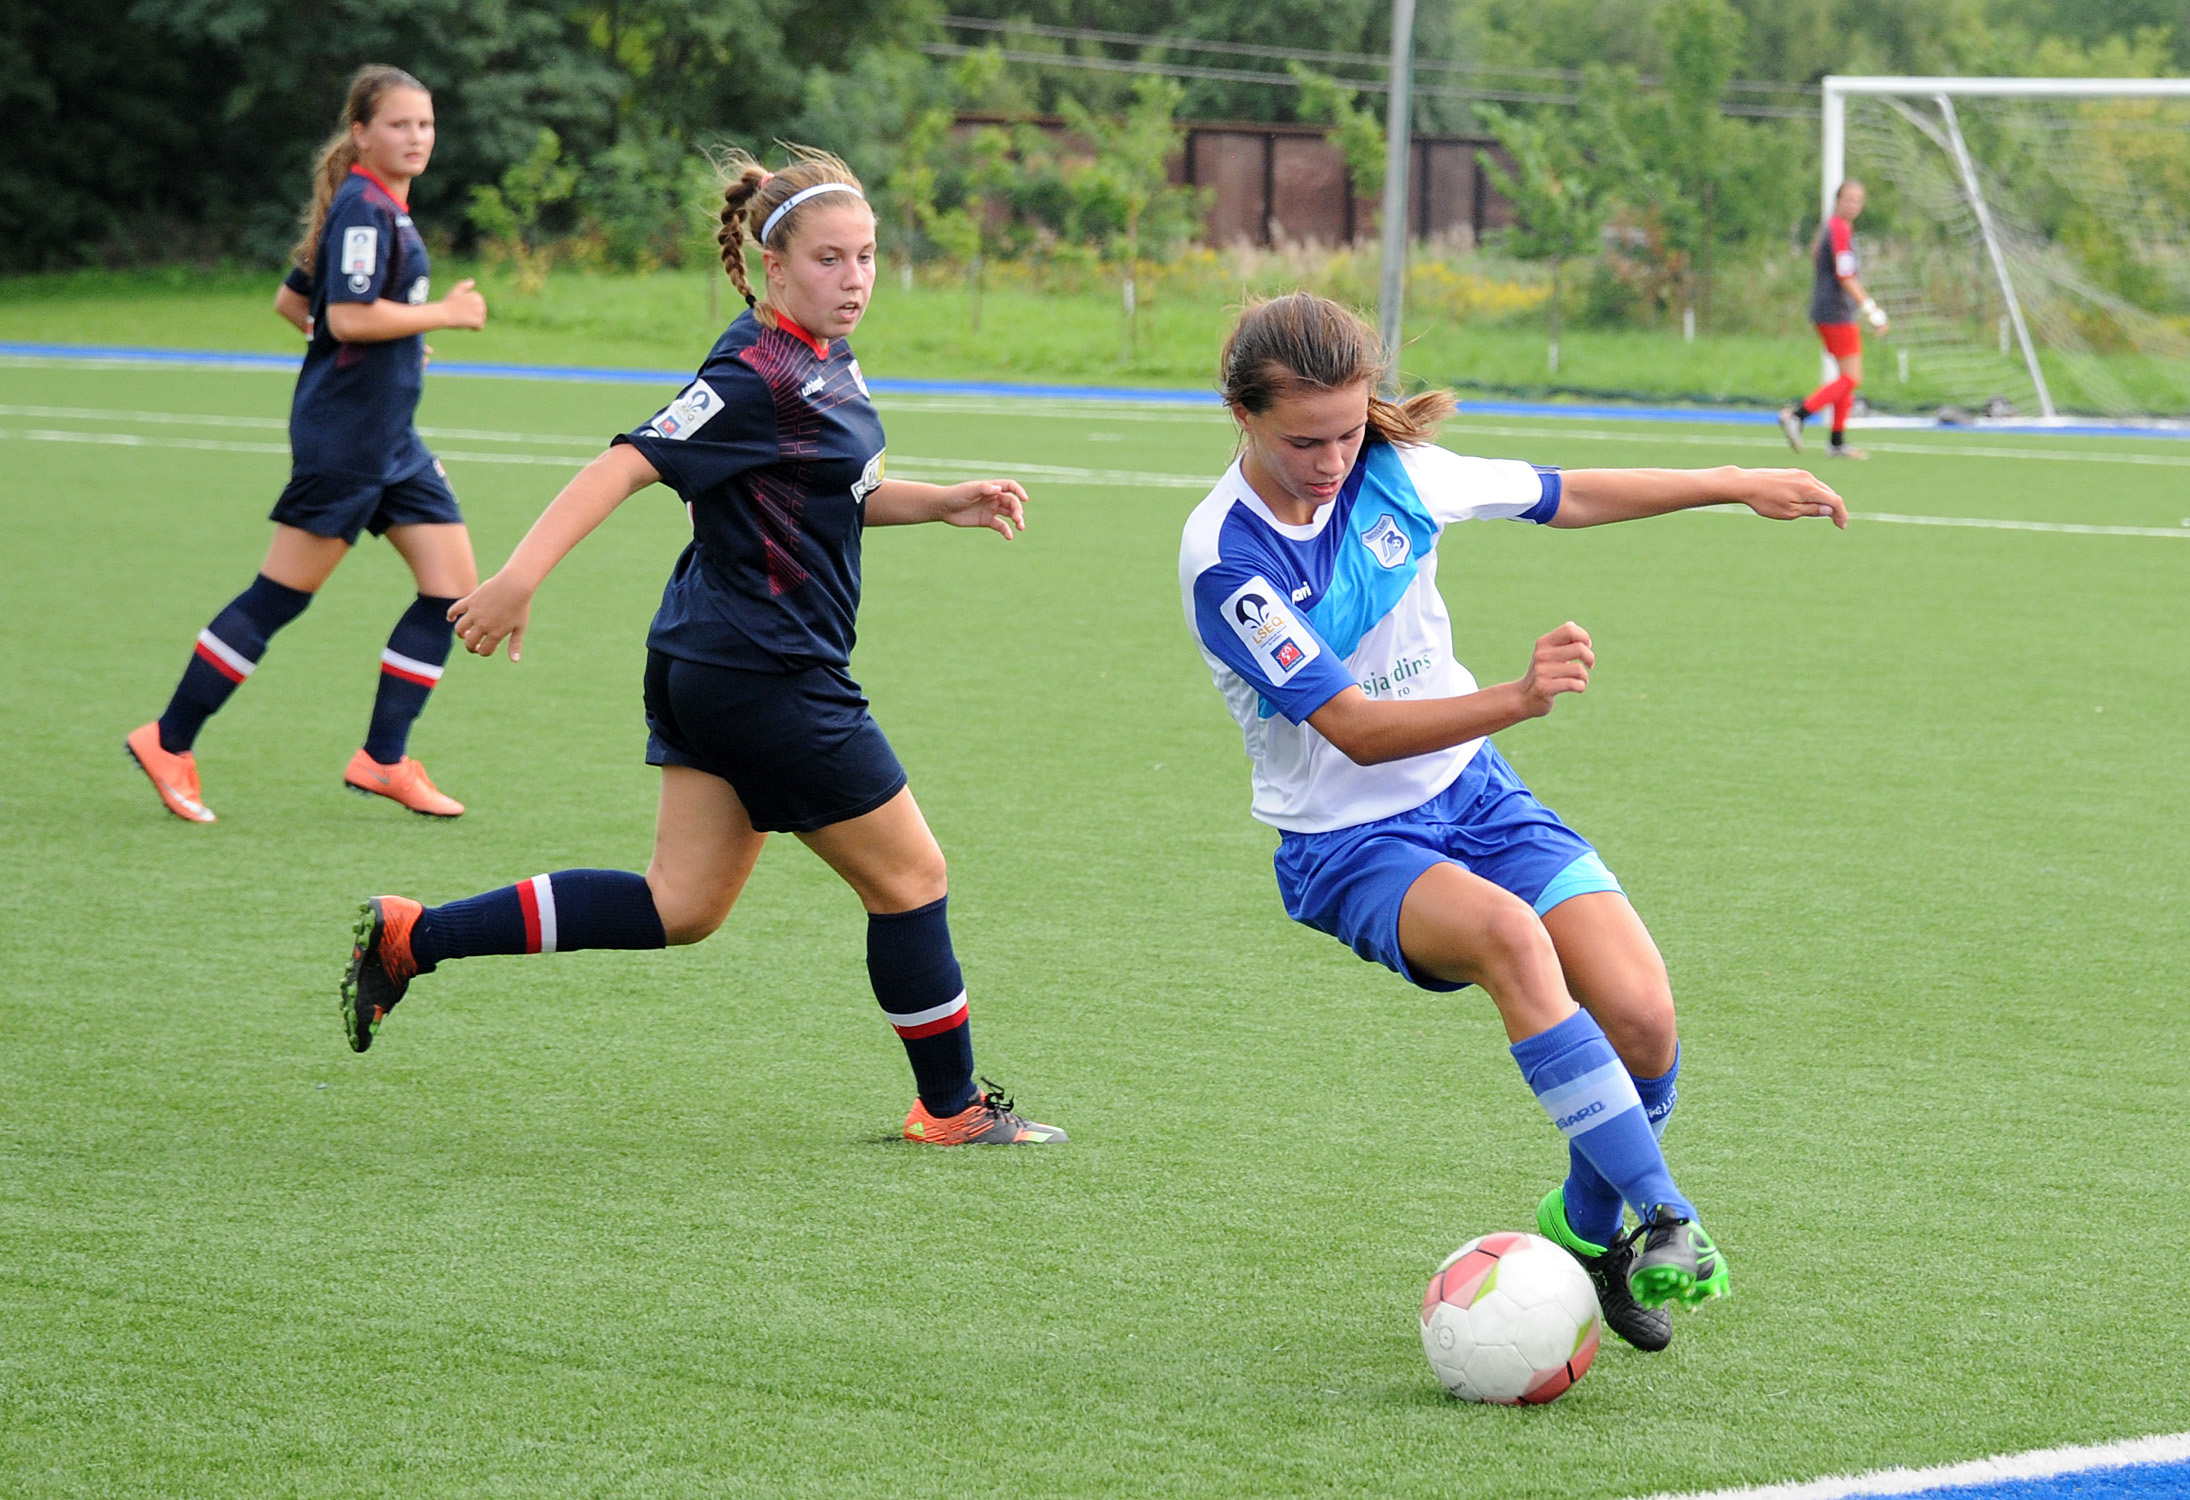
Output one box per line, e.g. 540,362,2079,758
290,65,428,276
709,144,865,323
1219,292,1455,445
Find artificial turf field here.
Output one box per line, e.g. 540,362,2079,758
2,356,2186,1499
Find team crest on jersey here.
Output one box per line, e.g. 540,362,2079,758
341,227,378,277
406,276,430,305
648,379,722,441
1222,574,1321,685
851,450,885,506
1361,513,1411,568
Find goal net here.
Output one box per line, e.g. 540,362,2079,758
1827,77,2190,423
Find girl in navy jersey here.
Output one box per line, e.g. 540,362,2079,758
127,65,488,822
340,147,1066,1146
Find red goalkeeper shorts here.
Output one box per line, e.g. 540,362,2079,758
1815,321,1862,359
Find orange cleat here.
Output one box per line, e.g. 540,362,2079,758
341,895,424,1052
125,722,215,823
343,749,464,818
904,1080,1067,1145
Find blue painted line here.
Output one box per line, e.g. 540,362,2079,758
2,340,2181,438
1893,1456,2190,1497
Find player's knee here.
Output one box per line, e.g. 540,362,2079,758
1478,896,1557,978
873,849,948,913
647,872,735,946
1602,983,1678,1074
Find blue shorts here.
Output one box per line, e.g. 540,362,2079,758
642,650,908,834
1273,742,1623,992
270,459,462,545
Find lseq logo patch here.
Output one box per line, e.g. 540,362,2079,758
1360,513,1411,569
1221,574,1320,686
648,379,722,441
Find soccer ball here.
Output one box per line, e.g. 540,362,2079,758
1420,1231,1602,1404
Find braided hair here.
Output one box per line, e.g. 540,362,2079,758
712,145,866,318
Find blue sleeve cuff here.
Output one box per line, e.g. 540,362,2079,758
1520,467,1561,524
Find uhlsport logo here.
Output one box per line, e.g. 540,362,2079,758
1361,513,1411,568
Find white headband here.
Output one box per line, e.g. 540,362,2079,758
761,182,864,245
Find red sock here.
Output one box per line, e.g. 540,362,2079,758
1832,383,1856,435
1803,375,1853,417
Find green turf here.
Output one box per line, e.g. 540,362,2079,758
2,357,2187,1498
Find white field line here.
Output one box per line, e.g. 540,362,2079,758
6,419,2186,537
1626,1429,2190,1500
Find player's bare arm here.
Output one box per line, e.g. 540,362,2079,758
868,477,1028,538
323,278,487,342
449,444,661,661
273,282,312,336
1310,623,1593,766
1553,466,1848,529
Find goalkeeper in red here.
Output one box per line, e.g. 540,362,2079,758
1780,179,1888,460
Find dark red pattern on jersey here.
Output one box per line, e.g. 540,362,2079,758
736,325,863,598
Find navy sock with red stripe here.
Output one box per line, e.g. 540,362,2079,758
409,869,666,970
363,594,458,765
157,574,313,753
867,896,978,1117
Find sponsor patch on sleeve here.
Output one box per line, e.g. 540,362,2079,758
647,379,723,441
341,226,379,277
1834,251,1856,276
1220,574,1321,686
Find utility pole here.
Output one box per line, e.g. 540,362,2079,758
1376,0,1417,393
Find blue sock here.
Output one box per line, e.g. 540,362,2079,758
410,870,666,970
1512,1011,1693,1225
363,595,457,764
867,896,978,1117
157,574,313,752
1562,1043,1681,1248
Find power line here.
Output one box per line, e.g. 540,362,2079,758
919,38,1818,119
938,15,1821,100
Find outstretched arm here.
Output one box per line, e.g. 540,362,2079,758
1551,465,1847,530
1308,623,1594,766
868,477,1027,539
448,444,662,662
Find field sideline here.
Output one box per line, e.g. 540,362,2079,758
2,356,2185,1498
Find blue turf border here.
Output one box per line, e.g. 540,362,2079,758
3,340,2182,440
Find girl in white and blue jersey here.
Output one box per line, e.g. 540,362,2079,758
1181,294,1849,1343
126,66,490,823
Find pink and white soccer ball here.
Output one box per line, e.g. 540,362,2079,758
1420,1231,1602,1404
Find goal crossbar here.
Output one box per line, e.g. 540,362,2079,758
1820,76,2190,419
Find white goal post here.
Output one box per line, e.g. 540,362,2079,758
1821,76,2190,420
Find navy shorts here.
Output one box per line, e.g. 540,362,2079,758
642,650,909,834
270,459,463,545
1273,742,1624,992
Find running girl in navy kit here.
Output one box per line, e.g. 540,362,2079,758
340,147,1065,1146
127,65,487,823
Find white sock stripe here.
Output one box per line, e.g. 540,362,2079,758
380,647,445,681
195,628,257,677
530,874,558,954
1537,1058,1644,1139
885,991,968,1029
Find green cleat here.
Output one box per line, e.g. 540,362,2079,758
1538,1187,1672,1352
1628,1208,1731,1309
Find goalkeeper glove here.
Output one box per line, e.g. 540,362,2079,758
1861,298,1887,330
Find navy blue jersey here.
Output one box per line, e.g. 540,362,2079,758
616,311,887,673
285,167,435,485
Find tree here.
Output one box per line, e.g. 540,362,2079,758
1059,74,1190,362
1654,0,1745,333
1290,63,1385,222
1481,105,1612,374
468,128,578,293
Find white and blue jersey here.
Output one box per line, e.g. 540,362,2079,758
1179,439,1560,834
